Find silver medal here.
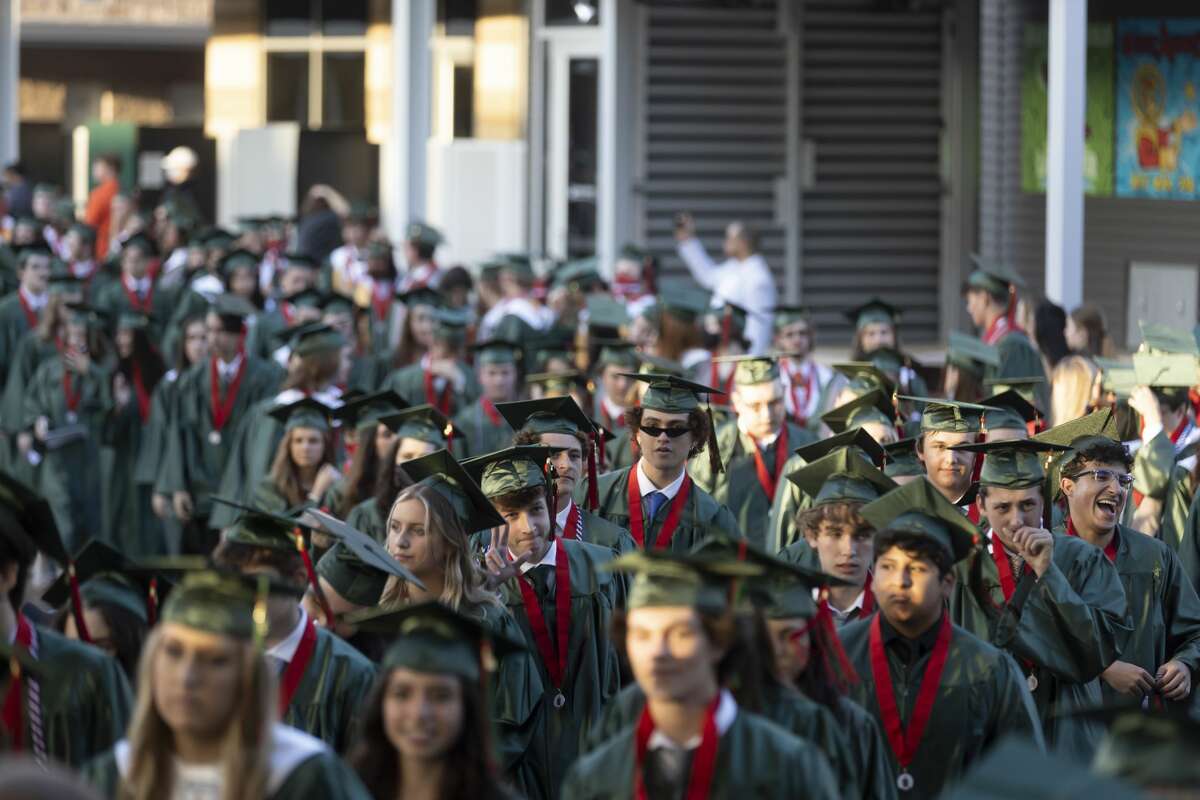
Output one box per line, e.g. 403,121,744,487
1027,674,1038,692
209,429,222,446
553,691,567,709
897,771,914,792
65,411,77,424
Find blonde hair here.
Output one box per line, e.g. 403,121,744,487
120,627,275,800
1051,355,1098,427
379,482,499,612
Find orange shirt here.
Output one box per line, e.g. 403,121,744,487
84,177,120,259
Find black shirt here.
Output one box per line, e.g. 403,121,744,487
878,611,945,666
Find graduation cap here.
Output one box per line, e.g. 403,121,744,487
555,258,606,293
712,354,780,386
432,306,470,341
16,241,53,265
606,550,750,615
585,295,630,333
68,222,97,243
281,252,319,271
335,390,410,433
461,446,552,500
121,233,157,257
282,287,323,310
771,304,811,329
236,215,269,231
786,448,897,506
218,248,259,277
688,534,825,614
981,376,1044,408
160,570,265,642
1094,358,1137,399
304,508,426,598
844,297,899,330
1138,320,1198,355
1133,351,1199,389
794,428,886,469
939,736,1142,800
832,362,896,395
280,320,346,357
472,338,523,366
527,370,589,397
882,437,924,478
497,396,594,439
950,438,1071,490
1031,408,1119,450
656,279,712,322
1079,704,1200,790
211,496,317,558
980,388,1041,432
592,339,639,371
400,449,506,534
41,539,156,624
900,396,996,434
624,373,725,473
860,479,979,563
350,601,525,682
380,404,453,446
708,301,750,344
946,331,1001,375
64,301,112,331
821,388,897,434
318,292,356,317
266,396,335,433
637,353,687,378
965,253,1025,295
198,228,237,251
405,220,443,247
210,293,256,332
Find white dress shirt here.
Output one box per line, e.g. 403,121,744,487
676,237,777,355
646,689,738,750
814,586,867,625
636,459,687,500
215,353,244,384
517,538,558,574
266,607,308,664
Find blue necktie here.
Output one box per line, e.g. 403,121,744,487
644,491,668,522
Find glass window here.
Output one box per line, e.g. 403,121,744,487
453,65,475,138
322,0,368,36
546,0,599,26
265,0,312,36
439,0,477,37
322,52,366,128
566,57,598,257
267,52,310,125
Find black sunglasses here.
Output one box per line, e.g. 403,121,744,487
639,424,691,439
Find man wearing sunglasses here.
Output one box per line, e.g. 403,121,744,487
1057,433,1200,709
582,373,743,554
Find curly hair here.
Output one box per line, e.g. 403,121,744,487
512,427,589,454
624,406,711,459
797,501,872,542
1061,438,1133,476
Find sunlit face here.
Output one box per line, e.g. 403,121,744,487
858,322,895,353
341,220,368,248
289,427,326,470
383,668,465,762
601,365,633,408
629,314,659,351
303,576,362,640
396,437,438,464
479,362,518,402
765,616,810,686
1065,316,1088,351
115,327,135,359
387,498,444,580
918,432,977,500
634,411,694,473
152,623,243,743
979,486,1043,549
732,380,786,440
542,432,583,502
804,515,872,589
775,321,813,358
65,320,88,352
63,605,116,658
1061,459,1130,536
873,546,952,631
409,305,437,349
626,606,721,703
374,423,398,460
496,495,552,563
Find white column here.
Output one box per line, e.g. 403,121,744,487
1044,0,1086,310
597,0,636,272
383,0,432,242
0,0,20,165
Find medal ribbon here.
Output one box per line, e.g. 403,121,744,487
786,362,815,425
122,278,154,313
481,398,503,426
627,467,693,550
278,617,318,713
62,369,81,413
988,534,1030,601
561,501,583,540
633,694,721,800
515,544,571,690
1,615,33,750
869,612,952,776
371,287,392,322
209,354,248,433
749,427,788,503
1065,517,1118,563
16,291,39,330
132,362,151,423
423,370,453,416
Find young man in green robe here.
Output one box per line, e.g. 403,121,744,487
161,296,283,554
962,255,1049,412
689,355,816,549
0,244,50,378
842,478,1044,799
582,373,743,553
1055,432,1200,710
92,234,173,342
452,338,520,457
591,339,638,436
561,550,840,799
907,397,995,524
381,299,480,418
0,471,133,767
464,446,623,796
499,395,635,554
947,438,1127,758
210,500,376,753
243,253,321,359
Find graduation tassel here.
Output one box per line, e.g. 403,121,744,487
586,434,600,512
444,422,455,451
1006,284,1018,329
295,527,334,628
146,578,159,626
812,588,859,694
252,575,270,650
66,561,93,644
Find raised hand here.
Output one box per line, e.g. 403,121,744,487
483,525,530,591
1009,526,1054,578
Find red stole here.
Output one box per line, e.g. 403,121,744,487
633,694,721,800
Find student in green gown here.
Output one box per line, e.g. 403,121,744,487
346,602,525,800
161,296,283,554
23,303,113,551
561,550,840,799
81,571,371,799
244,253,321,359
302,541,392,662
583,373,743,553
962,255,1050,413
463,445,622,795
591,339,638,436
1087,705,1200,796
210,502,376,753
499,395,635,554
601,354,688,472
382,297,480,418
325,390,408,518
841,478,1044,799
906,398,994,522
0,243,51,380
772,305,837,430
845,297,930,402
822,385,902,448
0,472,133,767
690,355,816,548
947,438,1127,758
92,234,173,343
250,397,341,519
453,339,521,457
1054,433,1200,709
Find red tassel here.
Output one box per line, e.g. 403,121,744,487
810,592,859,694
1006,285,1017,328
146,577,159,626
67,562,92,644
586,434,600,511
296,528,334,627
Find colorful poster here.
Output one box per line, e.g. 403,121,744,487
1116,19,1200,199
1021,23,1115,196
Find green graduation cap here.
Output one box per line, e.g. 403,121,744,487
821,388,896,434
794,428,887,469
351,601,524,682
900,396,996,434
116,311,153,332
965,253,1025,295
0,471,63,565
946,331,1001,375
1133,351,1199,388
712,354,780,387
554,257,605,293
197,228,237,252
400,449,506,534
210,293,256,332
786,448,896,506
657,279,712,322
211,496,315,557
282,252,318,271
69,222,97,243
1086,705,1200,790
860,478,979,563
527,370,589,397
496,396,595,438
1030,408,1119,449
282,288,323,311
17,241,53,264
41,539,151,623
47,266,83,295
980,389,1041,432
461,446,551,499
637,353,687,378
844,297,899,329
121,233,157,257
586,295,630,331
939,737,1142,800
1138,320,1198,355
279,321,346,357
432,306,470,341
380,404,453,445
981,376,1044,408
397,286,444,309
593,339,639,371
405,221,443,247
334,390,410,433
303,508,426,597
606,550,746,616
472,338,523,367
950,438,1070,490
832,362,896,395
771,304,811,329
160,570,262,641
218,248,259,277
315,543,389,606
882,438,924,478
266,396,334,433
64,302,112,331
319,293,355,317
623,373,720,414
1094,358,1137,399
708,301,750,335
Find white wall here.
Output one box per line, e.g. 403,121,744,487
426,139,528,268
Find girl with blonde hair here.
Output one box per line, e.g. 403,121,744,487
1051,354,1099,427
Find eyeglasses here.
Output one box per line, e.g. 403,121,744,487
638,424,691,439
1067,469,1133,488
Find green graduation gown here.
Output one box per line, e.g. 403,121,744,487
1160,463,1195,557
14,622,134,768
984,328,1050,413
950,532,1127,758
345,496,388,544
561,693,840,800
603,427,638,473
82,722,372,799
100,391,164,556
498,538,623,796
1178,484,1200,593
0,291,39,386
244,305,292,360
581,464,743,554
841,614,1045,800
689,420,815,551
132,372,185,553
1,333,57,436
92,277,176,343
561,500,637,557
380,361,481,418
452,398,516,457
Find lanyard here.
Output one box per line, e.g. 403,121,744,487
16,290,39,330
62,369,81,412
122,278,154,313
786,362,816,424
749,427,788,503
423,369,453,416
278,618,318,713
988,534,1030,601
209,354,247,432
633,694,721,800
515,544,571,691
561,501,584,540
481,397,503,426
132,362,151,423
628,466,693,550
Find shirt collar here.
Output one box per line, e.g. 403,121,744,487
737,418,780,448
517,538,557,574
646,689,738,751
636,459,687,500
601,395,624,419
555,499,575,529
124,274,151,292
878,611,944,662
265,607,308,663
814,586,866,622
19,287,47,310
217,352,243,377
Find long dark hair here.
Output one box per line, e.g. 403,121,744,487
52,600,149,681
119,326,167,399
373,438,414,518
339,425,383,518
347,669,504,800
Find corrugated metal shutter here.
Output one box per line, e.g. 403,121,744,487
640,2,788,287
800,0,944,343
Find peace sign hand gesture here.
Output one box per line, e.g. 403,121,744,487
483,525,531,591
